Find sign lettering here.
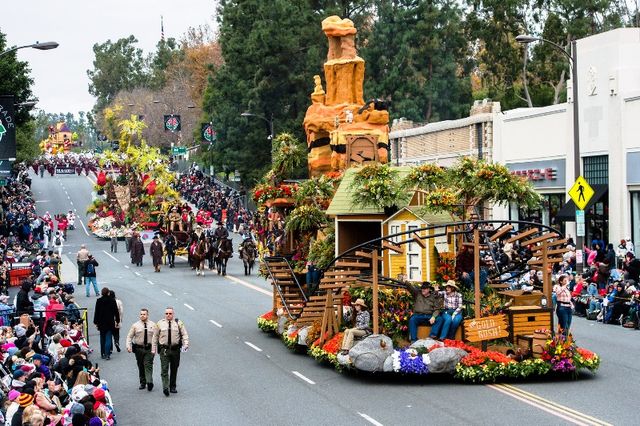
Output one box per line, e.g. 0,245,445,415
511,167,557,182
464,314,509,343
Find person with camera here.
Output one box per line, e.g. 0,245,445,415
126,308,156,391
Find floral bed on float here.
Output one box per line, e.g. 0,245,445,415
257,287,601,382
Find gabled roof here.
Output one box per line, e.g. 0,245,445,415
325,166,413,216
382,206,452,225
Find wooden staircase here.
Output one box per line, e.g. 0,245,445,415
296,253,372,342
264,257,307,319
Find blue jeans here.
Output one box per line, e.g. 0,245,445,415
409,313,444,342
435,309,464,340
461,268,488,291
99,329,113,358
556,305,572,336
84,276,99,297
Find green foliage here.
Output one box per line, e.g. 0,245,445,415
284,205,327,233
294,175,339,206
147,38,181,90
0,31,35,126
307,225,336,269
271,132,307,181
87,36,149,111
15,120,39,163
363,0,472,122
350,163,409,210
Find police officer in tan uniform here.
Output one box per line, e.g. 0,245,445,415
126,308,155,391
152,307,189,396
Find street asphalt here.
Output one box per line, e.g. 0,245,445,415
23,172,635,425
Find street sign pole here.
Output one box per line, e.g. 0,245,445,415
568,176,594,274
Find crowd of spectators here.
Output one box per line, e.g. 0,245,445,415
175,167,253,233
0,165,116,425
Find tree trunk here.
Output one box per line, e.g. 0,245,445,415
552,69,566,105
522,50,533,108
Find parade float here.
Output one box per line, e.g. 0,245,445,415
255,16,600,382
86,115,181,239
39,122,77,154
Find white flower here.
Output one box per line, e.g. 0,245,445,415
391,350,401,372
422,354,431,365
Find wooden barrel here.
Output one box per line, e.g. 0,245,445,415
532,331,550,358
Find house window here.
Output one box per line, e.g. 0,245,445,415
406,224,422,281
389,223,402,244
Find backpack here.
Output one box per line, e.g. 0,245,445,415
55,236,61,245
86,262,95,275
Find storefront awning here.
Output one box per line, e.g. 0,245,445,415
555,184,608,221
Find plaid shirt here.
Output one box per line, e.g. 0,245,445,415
442,291,463,314
554,284,572,304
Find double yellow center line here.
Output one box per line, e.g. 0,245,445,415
487,383,612,426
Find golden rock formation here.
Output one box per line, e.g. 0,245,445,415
304,16,389,177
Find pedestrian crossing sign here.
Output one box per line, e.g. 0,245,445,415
568,176,594,211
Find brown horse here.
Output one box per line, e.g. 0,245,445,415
192,238,209,276
240,240,257,275
215,238,233,276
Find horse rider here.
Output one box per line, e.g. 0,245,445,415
239,228,255,257
213,221,229,249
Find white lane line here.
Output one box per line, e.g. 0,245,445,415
183,303,195,311
70,201,73,206
85,175,96,185
102,250,120,262
244,341,262,352
134,272,141,276
162,290,173,296
147,280,154,285
209,320,222,328
487,384,589,425
124,265,130,269
78,219,90,237
358,413,384,426
225,275,271,297
291,371,315,385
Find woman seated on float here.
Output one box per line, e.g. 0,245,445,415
432,280,464,340
339,298,371,355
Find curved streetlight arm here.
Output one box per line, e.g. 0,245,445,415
241,111,274,140
516,35,574,65
0,41,59,58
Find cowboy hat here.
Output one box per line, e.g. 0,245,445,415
351,298,367,309
445,280,459,290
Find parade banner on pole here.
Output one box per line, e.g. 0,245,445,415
201,123,216,143
164,115,181,132
0,96,17,160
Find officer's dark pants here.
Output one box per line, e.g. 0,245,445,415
134,345,154,386
160,346,180,390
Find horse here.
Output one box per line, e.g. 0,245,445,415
214,237,233,276
191,238,209,276
240,240,257,275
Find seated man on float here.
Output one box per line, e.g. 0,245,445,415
404,281,444,343
432,280,464,340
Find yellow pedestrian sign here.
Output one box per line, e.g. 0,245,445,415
568,176,594,211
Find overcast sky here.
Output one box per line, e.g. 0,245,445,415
3,0,217,116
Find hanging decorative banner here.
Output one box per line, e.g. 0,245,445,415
164,115,181,132
201,123,216,143
0,96,17,160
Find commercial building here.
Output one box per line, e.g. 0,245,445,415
389,28,640,253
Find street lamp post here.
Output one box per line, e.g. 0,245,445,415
0,41,59,58
241,111,274,140
516,34,582,273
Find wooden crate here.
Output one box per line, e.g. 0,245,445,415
499,290,544,307
417,323,463,341
516,335,533,353
507,307,552,342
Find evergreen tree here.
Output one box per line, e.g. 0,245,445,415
363,0,472,123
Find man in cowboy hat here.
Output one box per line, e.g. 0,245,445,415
339,298,371,354
150,235,164,273
404,281,444,342
432,280,464,340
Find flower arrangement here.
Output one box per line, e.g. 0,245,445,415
574,348,600,372
257,311,278,333
435,249,456,282
308,332,343,367
391,348,430,375
541,334,576,373
285,205,327,233
252,183,297,205
350,163,409,210
403,163,445,189
349,287,413,345
283,328,300,349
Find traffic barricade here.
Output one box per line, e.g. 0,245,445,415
9,262,32,287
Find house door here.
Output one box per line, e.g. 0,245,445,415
406,224,422,281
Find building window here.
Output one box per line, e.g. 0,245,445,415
631,192,640,254
389,223,402,244
583,155,608,185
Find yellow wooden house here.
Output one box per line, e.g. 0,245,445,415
382,206,453,283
